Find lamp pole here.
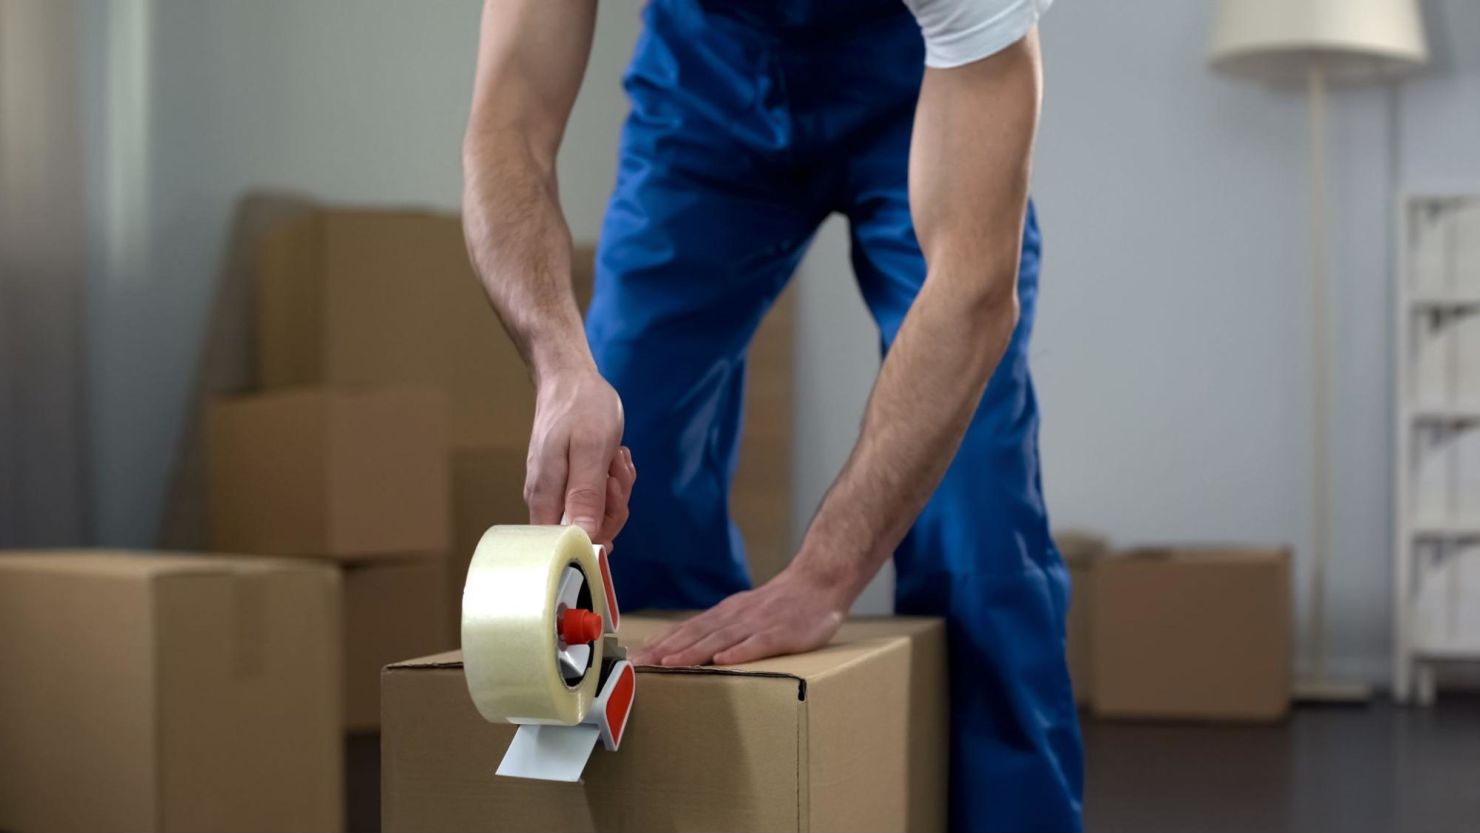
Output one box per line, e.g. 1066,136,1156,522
1298,63,1371,702
1210,0,1427,704
1307,64,1332,686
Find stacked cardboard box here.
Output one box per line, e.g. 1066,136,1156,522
206,385,453,734
207,387,449,560
203,209,492,733
254,209,534,451
251,208,495,663
382,615,948,833
0,551,342,832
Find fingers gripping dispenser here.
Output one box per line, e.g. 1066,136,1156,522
461,525,636,782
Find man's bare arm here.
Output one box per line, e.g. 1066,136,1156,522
464,0,634,545
635,31,1042,666
798,29,1042,597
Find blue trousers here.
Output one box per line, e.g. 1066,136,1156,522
586,4,1082,830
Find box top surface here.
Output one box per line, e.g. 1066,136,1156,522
391,615,943,691
274,208,463,267
0,550,330,580
210,383,444,409
1110,545,1289,566
1056,529,1109,565
266,205,457,240
297,205,456,224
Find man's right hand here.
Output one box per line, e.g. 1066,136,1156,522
525,368,635,550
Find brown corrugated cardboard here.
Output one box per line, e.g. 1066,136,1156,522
1093,546,1292,722
1056,530,1107,706
344,560,452,733
256,210,594,450
0,550,342,833
207,386,450,559
447,447,530,635
381,615,947,833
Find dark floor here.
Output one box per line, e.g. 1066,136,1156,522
1081,696,1480,833
349,696,1480,833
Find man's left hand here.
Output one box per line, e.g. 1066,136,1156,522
629,562,854,666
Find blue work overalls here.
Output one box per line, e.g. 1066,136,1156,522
585,2,1083,830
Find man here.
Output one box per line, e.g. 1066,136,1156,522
462,1,1080,830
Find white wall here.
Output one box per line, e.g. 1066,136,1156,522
1036,0,1480,681
85,0,1480,681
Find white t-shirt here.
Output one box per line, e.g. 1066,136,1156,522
902,0,1051,68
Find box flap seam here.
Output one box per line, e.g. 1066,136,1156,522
386,659,809,699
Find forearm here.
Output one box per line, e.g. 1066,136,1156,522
462,0,596,386
463,130,592,384
795,270,1019,596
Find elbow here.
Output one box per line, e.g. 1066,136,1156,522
961,268,1021,334
988,280,1021,331
464,116,555,178
461,117,491,173
957,270,1020,375
920,264,1019,373
968,279,1019,377
461,123,505,184
461,128,489,214
921,254,1021,357
923,240,1021,330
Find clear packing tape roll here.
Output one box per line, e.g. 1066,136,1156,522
461,525,608,726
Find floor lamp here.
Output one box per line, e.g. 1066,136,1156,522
1208,0,1428,701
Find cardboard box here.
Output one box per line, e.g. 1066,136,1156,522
1056,530,1107,707
1092,546,1292,722
207,386,450,559
256,210,594,450
446,447,531,635
0,551,342,833
344,560,452,733
382,615,947,833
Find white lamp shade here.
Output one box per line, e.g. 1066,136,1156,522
1210,0,1428,84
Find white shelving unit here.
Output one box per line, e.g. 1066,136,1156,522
1394,194,1480,705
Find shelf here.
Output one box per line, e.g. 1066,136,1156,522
1394,194,1480,702
1413,645,1480,662
1412,522,1480,540
1409,293,1480,309
1405,405,1480,423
